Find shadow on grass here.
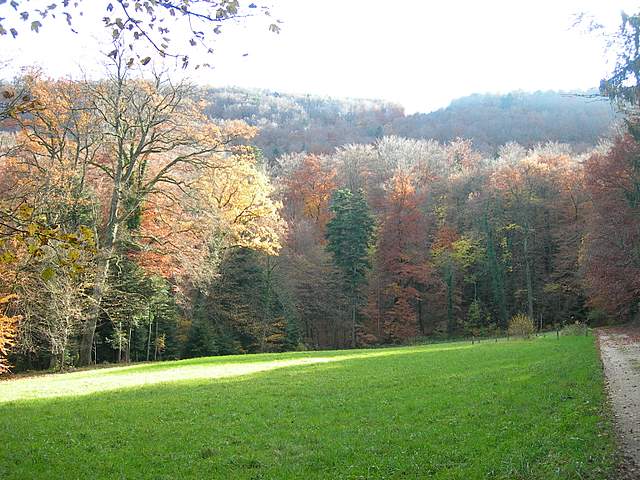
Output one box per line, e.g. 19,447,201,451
0,337,616,480
0,342,478,403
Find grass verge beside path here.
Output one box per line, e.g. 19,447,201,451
0,336,616,479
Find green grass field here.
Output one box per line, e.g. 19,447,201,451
0,336,616,479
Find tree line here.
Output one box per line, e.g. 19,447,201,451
1,80,637,371
0,61,284,371
270,135,637,349
1,8,640,372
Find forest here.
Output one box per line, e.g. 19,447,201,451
0,67,636,373
0,4,638,375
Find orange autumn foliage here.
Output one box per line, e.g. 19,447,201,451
0,294,19,374
283,154,336,239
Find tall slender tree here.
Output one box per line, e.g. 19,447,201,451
325,189,375,347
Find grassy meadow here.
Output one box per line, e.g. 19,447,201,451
0,336,615,479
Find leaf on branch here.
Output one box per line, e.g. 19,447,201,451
41,266,55,281
17,204,34,220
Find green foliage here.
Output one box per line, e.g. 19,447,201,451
586,308,609,326
452,235,485,282
99,259,180,363
465,299,483,334
325,188,375,345
482,211,509,329
561,322,588,336
325,189,375,290
184,248,288,357
184,297,244,358
182,314,226,358
282,317,303,351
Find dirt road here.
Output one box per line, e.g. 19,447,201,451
598,326,640,479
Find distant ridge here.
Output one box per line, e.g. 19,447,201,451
201,87,616,158
393,90,617,154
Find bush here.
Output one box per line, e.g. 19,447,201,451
0,294,19,375
508,313,535,339
586,308,609,326
561,322,587,336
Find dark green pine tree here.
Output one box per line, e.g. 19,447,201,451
184,248,291,358
325,189,375,347
99,258,179,363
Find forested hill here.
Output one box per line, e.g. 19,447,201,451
202,88,616,158
393,91,617,153
200,87,404,158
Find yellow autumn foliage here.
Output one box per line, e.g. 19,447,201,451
196,153,286,256
0,294,19,375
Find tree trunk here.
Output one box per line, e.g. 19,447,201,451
260,256,273,352
351,267,357,348
446,265,454,335
417,297,425,335
146,310,152,362
523,233,534,320
78,159,122,365
351,296,356,348
49,354,57,370
377,281,382,338
61,321,69,372
154,319,159,361
78,255,111,365
117,321,123,363
78,64,127,367
60,343,66,372
483,213,508,328
127,325,132,363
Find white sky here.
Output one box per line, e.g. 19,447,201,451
1,0,638,113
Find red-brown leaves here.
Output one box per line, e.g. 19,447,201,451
582,135,640,319
368,172,432,342
282,154,336,240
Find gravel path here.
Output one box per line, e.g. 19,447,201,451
598,326,640,479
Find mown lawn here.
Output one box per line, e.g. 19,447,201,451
0,336,615,479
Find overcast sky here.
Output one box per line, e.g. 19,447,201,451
1,0,638,113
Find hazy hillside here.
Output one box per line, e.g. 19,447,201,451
202,88,616,158
393,91,617,153
200,87,404,159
